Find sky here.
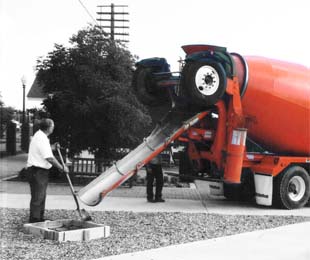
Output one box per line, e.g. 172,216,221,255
0,0,309,110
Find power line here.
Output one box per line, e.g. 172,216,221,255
77,0,98,25
77,0,108,37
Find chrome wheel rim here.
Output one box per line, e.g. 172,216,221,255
288,176,306,201
195,65,220,96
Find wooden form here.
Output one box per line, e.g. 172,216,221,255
23,219,110,242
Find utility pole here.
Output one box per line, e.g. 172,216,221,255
97,4,129,43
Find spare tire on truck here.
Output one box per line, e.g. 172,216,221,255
132,58,171,107
180,60,227,108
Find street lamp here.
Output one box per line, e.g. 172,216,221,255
21,75,29,152
21,76,27,125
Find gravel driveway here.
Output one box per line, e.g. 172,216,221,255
1,208,310,260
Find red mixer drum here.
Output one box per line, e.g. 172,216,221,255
233,56,310,156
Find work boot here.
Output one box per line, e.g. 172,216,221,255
147,198,156,203
40,218,51,222
155,198,165,203
29,218,41,223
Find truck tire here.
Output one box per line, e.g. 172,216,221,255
132,67,170,106
273,166,310,209
181,60,227,107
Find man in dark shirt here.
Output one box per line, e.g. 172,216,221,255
146,155,165,203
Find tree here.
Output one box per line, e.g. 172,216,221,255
36,25,152,159
0,93,15,139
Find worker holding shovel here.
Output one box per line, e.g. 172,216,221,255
27,118,69,223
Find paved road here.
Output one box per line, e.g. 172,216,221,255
0,153,27,179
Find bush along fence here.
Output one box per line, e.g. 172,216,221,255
1,121,31,156
6,121,17,155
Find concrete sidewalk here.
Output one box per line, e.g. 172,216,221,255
98,222,310,260
1,188,310,216
0,193,207,213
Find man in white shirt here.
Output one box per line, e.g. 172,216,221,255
27,118,69,223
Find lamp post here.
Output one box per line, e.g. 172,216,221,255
21,76,29,152
21,76,27,125
0,102,3,138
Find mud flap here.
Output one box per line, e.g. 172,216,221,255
206,180,224,196
254,173,273,206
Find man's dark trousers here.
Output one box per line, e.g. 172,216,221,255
27,167,49,222
146,164,164,201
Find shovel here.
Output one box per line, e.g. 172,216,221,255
57,147,92,221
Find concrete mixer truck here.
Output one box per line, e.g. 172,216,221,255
78,44,310,210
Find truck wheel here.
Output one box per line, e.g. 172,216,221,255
132,67,170,106
181,61,227,107
273,166,310,209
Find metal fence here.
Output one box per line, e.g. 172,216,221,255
69,157,137,186
70,158,112,177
